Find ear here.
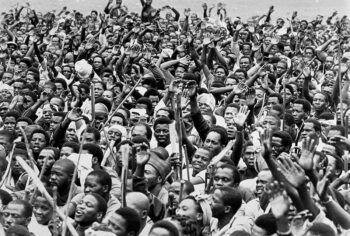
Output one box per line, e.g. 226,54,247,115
224,206,231,214
102,184,109,194
25,217,32,226
92,156,98,165
141,210,148,220
196,212,203,222
157,175,162,184
96,212,103,222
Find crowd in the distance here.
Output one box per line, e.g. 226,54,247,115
0,0,349,235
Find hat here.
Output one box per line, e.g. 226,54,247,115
147,152,171,182
7,41,18,48
197,93,216,111
75,59,93,79
95,103,109,114
150,147,169,160
107,124,127,138
0,84,14,96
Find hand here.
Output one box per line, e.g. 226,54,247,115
202,3,208,10
179,56,191,66
268,6,274,14
260,126,272,159
246,88,256,106
233,105,250,128
233,83,247,94
39,89,51,102
266,181,290,219
62,6,67,11
184,8,191,17
302,66,311,78
298,136,317,171
332,11,338,17
130,44,141,58
203,37,212,46
182,81,197,99
136,150,150,166
277,157,307,188
316,172,331,201
292,11,298,19
67,108,83,121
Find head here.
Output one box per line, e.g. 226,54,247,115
213,164,240,188
292,99,311,125
203,126,228,153
210,187,242,219
153,117,171,147
2,199,33,231
271,131,293,159
74,193,107,226
107,207,141,236
49,159,75,192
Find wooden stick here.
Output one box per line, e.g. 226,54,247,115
0,145,15,188
62,133,86,236
30,156,48,204
338,43,344,126
101,128,117,167
90,83,96,127
120,145,130,208
209,140,235,165
103,77,143,127
182,144,190,181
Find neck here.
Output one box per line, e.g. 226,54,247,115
217,212,234,229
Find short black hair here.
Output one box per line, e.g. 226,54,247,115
329,125,346,137
0,189,13,206
4,110,21,120
207,126,228,146
272,131,293,149
294,99,312,113
255,213,277,235
115,207,141,234
150,220,179,236
268,93,283,104
30,129,50,145
62,142,80,153
306,222,336,236
16,117,33,125
87,170,112,193
153,117,172,130
88,193,108,221
54,78,68,90
216,186,242,214
83,143,104,165
8,199,33,218
85,127,101,142
304,118,322,133
95,97,112,112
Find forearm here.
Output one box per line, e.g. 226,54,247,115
297,183,320,221
231,130,244,166
160,59,179,70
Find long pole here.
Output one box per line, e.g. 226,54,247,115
62,133,86,236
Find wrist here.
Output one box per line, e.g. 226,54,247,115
321,195,332,204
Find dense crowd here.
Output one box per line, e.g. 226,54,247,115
0,0,349,235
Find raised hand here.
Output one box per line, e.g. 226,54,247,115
246,88,256,106
260,126,272,159
233,105,250,128
184,8,191,17
277,157,307,188
202,3,208,10
266,181,290,219
233,82,248,94
67,108,83,121
298,136,317,171
179,55,191,66
182,81,197,99
136,149,150,166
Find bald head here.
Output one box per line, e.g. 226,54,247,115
53,159,75,175
126,192,150,221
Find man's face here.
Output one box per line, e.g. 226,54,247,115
108,213,128,236
2,203,29,231
144,164,160,189
84,132,98,144
33,196,53,225
266,97,280,110
292,103,306,124
74,195,100,225
256,171,272,198
84,175,105,195
276,62,287,76
192,148,210,173
262,115,279,131
94,83,104,98
60,146,74,159
110,116,124,126
224,107,238,124
243,145,257,169
13,82,24,95
210,189,226,218
239,58,250,71
94,113,107,130
204,132,222,152
324,56,334,69
301,122,316,140
49,163,71,190
0,134,11,154
313,93,327,112
131,125,148,140
3,116,16,132
176,198,199,221
30,133,47,154
55,83,64,96
215,68,226,80
37,149,56,174
149,95,159,109
50,115,64,132
156,109,170,119
271,136,285,159
154,124,170,146
213,167,234,188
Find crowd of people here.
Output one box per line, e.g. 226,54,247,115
0,0,349,235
